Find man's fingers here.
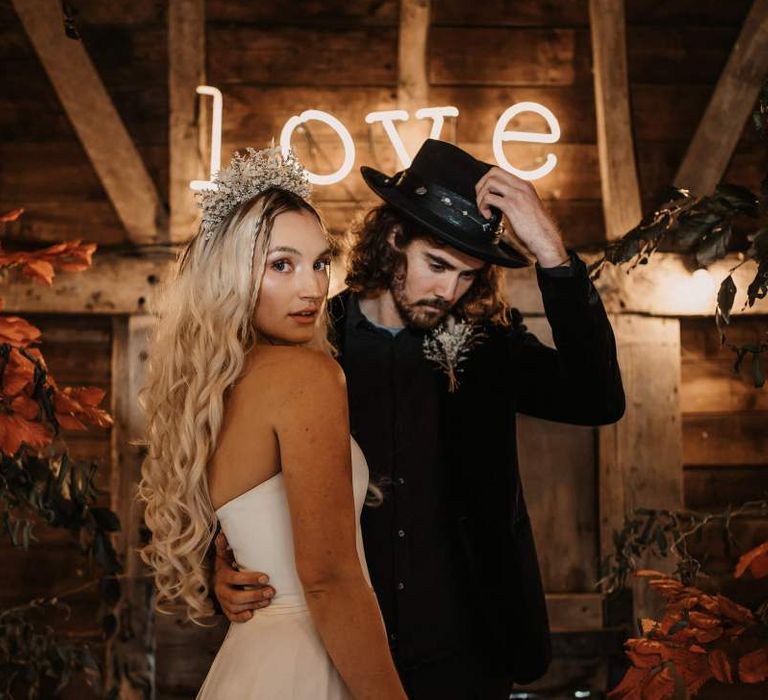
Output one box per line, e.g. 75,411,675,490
218,568,270,587
226,598,273,614
217,585,275,607
227,610,254,623
215,532,230,555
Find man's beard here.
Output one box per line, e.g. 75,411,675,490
390,272,451,330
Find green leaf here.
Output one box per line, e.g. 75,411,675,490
717,275,737,324
713,183,760,214
695,224,732,267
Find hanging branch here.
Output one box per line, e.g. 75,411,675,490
0,209,120,698
591,82,768,388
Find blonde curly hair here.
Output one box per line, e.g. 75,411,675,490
138,188,330,622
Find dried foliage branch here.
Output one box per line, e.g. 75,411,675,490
609,545,768,699
0,209,120,698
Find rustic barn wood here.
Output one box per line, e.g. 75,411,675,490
674,0,768,195
682,361,768,414
396,0,431,157
0,252,172,315
589,0,642,240
517,318,598,594
10,0,167,245
109,316,155,698
598,315,683,619
169,0,206,242
434,0,753,26
683,412,768,466
208,26,398,86
518,414,597,592
1,250,764,318
685,466,768,510
206,0,398,25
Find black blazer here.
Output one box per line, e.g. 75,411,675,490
329,253,625,683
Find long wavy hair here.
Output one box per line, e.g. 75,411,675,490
345,204,510,326
138,188,330,622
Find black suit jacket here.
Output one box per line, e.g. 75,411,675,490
329,253,625,682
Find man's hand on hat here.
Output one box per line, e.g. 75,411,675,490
475,167,569,267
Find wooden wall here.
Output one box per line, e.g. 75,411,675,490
1,0,767,697
1,0,763,248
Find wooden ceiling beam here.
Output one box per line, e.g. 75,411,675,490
1,250,761,318
11,0,167,245
169,0,206,243
675,0,768,195
589,0,643,241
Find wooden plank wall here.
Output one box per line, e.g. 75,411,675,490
1,0,762,248
0,0,167,245
681,316,768,511
1,0,766,697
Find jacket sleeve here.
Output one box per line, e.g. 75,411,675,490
510,251,625,426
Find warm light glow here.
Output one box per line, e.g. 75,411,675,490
280,110,356,186
492,102,561,181
365,110,412,168
689,268,717,303
190,86,223,191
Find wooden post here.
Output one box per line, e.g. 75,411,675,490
589,0,642,240
110,316,155,698
598,316,683,618
397,0,431,157
11,0,168,245
675,0,768,195
169,0,206,243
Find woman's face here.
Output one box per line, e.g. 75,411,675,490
253,209,331,345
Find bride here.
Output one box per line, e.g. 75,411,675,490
138,148,407,699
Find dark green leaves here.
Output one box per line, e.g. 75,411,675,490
717,275,737,325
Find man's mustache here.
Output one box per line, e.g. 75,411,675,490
413,298,450,311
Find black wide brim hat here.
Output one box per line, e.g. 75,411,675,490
361,139,530,268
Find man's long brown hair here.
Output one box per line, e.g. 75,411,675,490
345,204,510,326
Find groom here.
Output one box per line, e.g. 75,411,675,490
213,140,625,698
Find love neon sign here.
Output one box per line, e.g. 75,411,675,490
190,86,561,191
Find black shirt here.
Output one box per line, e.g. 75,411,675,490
342,295,474,669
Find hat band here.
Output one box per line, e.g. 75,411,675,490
387,170,503,243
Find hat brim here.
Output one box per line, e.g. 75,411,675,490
360,166,530,269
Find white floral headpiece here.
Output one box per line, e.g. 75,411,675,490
196,147,311,240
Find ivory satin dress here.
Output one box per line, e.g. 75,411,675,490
197,438,373,699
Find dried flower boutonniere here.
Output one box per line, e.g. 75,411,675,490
422,317,485,392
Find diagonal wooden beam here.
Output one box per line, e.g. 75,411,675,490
11,0,167,245
169,0,206,243
675,0,768,195
589,0,642,240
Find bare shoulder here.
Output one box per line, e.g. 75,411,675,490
242,346,346,406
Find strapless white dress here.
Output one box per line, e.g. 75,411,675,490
197,438,372,699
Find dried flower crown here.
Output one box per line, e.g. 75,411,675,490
196,147,311,240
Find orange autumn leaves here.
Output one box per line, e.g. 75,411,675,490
0,209,110,456
610,556,768,699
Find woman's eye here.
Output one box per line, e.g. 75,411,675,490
429,264,445,272
314,259,331,272
271,260,291,272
